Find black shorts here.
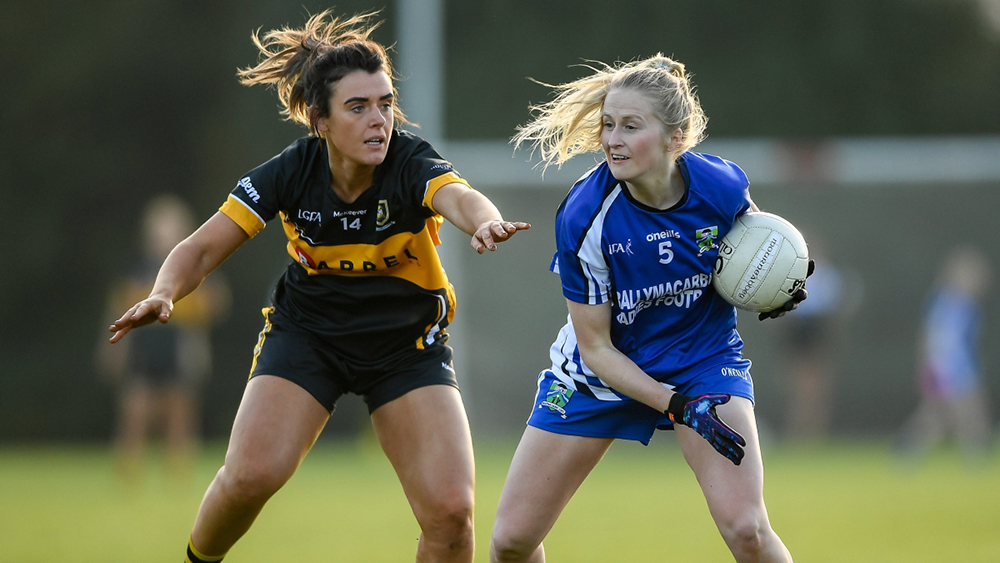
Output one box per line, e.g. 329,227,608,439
248,307,459,413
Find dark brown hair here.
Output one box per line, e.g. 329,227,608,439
237,10,408,134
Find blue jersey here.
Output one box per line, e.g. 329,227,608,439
922,288,982,397
549,152,753,400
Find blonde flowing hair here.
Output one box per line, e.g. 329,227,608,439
237,10,409,134
513,54,707,169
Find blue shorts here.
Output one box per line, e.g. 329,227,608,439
526,361,753,445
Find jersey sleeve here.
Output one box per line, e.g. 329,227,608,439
686,152,754,224
397,132,472,215
219,145,298,237
551,180,614,306
717,156,754,220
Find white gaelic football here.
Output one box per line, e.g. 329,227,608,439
712,212,810,312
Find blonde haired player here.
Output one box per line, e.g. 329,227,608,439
110,10,528,563
490,55,810,563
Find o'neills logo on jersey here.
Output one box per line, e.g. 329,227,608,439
721,367,750,381
646,229,681,241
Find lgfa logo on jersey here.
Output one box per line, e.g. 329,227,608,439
695,226,719,256
539,380,574,419
608,238,634,256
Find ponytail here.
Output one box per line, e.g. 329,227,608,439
238,10,408,134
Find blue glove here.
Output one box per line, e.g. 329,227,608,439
666,393,746,466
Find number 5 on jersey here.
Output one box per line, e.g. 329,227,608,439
659,241,674,264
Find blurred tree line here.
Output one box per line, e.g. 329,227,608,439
1,0,998,441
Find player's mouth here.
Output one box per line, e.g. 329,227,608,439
610,153,629,162
364,136,386,146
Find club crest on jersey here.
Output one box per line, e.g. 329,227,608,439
695,226,719,256
539,381,574,419
376,200,390,226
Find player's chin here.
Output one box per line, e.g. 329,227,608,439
607,161,634,180
359,152,387,166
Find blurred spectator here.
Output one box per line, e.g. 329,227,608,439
895,246,992,465
95,195,231,487
780,238,857,442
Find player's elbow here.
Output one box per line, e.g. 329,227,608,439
575,342,616,375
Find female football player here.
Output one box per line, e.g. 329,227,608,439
109,11,528,563
489,55,808,563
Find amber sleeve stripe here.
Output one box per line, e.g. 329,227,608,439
423,172,471,214
219,195,266,237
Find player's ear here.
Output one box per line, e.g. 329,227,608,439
311,107,327,135
666,126,683,153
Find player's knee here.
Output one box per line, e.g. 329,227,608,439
489,530,537,562
419,493,474,545
719,513,769,557
218,461,291,505
490,513,543,562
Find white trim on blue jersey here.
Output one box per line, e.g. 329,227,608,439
548,315,624,401
575,184,622,305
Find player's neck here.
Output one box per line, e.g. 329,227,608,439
625,162,685,210
327,155,376,204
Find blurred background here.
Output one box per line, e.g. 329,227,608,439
3,0,1000,454
4,1,1000,560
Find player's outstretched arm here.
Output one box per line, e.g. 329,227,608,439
665,393,746,465
109,212,249,343
431,182,530,254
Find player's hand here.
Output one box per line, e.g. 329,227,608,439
665,393,746,465
472,220,531,254
108,296,173,343
758,258,816,321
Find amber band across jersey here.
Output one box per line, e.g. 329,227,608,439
219,130,471,407
220,130,469,357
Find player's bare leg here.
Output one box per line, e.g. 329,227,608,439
372,384,475,562
189,375,330,556
677,396,792,563
490,427,613,563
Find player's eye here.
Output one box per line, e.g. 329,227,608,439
351,105,364,113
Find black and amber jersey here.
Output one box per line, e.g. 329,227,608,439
219,130,470,361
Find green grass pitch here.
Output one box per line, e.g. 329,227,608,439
2,435,998,562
